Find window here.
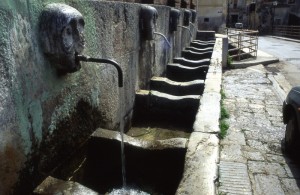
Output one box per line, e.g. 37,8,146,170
204,18,209,22
233,0,238,8
288,0,295,4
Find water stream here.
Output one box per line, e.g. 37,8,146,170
119,98,126,190
77,55,153,194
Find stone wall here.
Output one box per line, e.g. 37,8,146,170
0,0,196,194
197,0,226,32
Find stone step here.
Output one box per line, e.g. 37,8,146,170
166,63,208,82
150,76,205,96
173,57,210,67
182,50,213,61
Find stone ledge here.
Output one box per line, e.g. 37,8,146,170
176,132,219,195
34,176,98,195
176,37,223,194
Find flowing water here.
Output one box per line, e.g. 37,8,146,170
120,120,126,189
108,188,150,195
119,91,126,189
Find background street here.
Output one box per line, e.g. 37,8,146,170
258,36,300,86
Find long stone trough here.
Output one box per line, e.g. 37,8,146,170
33,32,224,195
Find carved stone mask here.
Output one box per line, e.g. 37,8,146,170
140,5,158,40
170,8,181,32
39,3,85,74
191,10,197,23
183,9,191,26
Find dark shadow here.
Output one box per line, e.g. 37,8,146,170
281,139,300,188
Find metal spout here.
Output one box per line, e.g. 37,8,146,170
154,32,171,48
189,22,195,32
76,55,123,87
177,25,193,38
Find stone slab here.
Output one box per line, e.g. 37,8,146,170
193,92,221,133
281,178,300,195
221,130,246,145
253,174,284,195
220,144,247,163
218,161,252,195
34,176,98,195
248,161,287,177
176,132,219,195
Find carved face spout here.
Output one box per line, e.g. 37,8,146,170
170,8,181,32
39,3,85,74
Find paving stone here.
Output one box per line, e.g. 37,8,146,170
221,130,246,145
266,108,283,117
281,178,300,195
265,100,280,105
219,161,252,195
267,142,283,155
243,151,265,161
248,161,287,177
220,144,247,163
249,103,265,113
251,99,264,105
221,65,300,194
236,97,249,103
265,154,287,164
245,131,283,143
235,116,254,126
252,114,269,122
247,140,270,153
253,174,285,195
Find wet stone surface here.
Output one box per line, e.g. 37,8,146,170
218,65,300,195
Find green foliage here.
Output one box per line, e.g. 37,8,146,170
219,89,229,139
227,55,234,69
220,89,229,120
221,106,229,119
219,120,229,139
221,89,226,100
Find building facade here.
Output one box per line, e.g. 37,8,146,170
197,0,227,32
225,0,300,32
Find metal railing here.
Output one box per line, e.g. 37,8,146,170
273,25,300,40
226,28,259,61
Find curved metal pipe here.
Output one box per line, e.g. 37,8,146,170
190,22,196,33
154,32,171,48
76,55,123,87
177,25,193,38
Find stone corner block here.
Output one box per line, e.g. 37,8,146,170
193,92,221,133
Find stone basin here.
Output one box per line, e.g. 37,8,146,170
190,41,215,49
185,46,214,53
150,76,205,96
133,90,200,132
166,63,208,82
173,57,210,67
182,50,213,60
34,129,188,195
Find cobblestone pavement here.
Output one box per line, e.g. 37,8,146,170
218,65,300,195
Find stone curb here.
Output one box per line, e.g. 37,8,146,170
176,37,224,195
269,35,300,44
232,57,279,68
